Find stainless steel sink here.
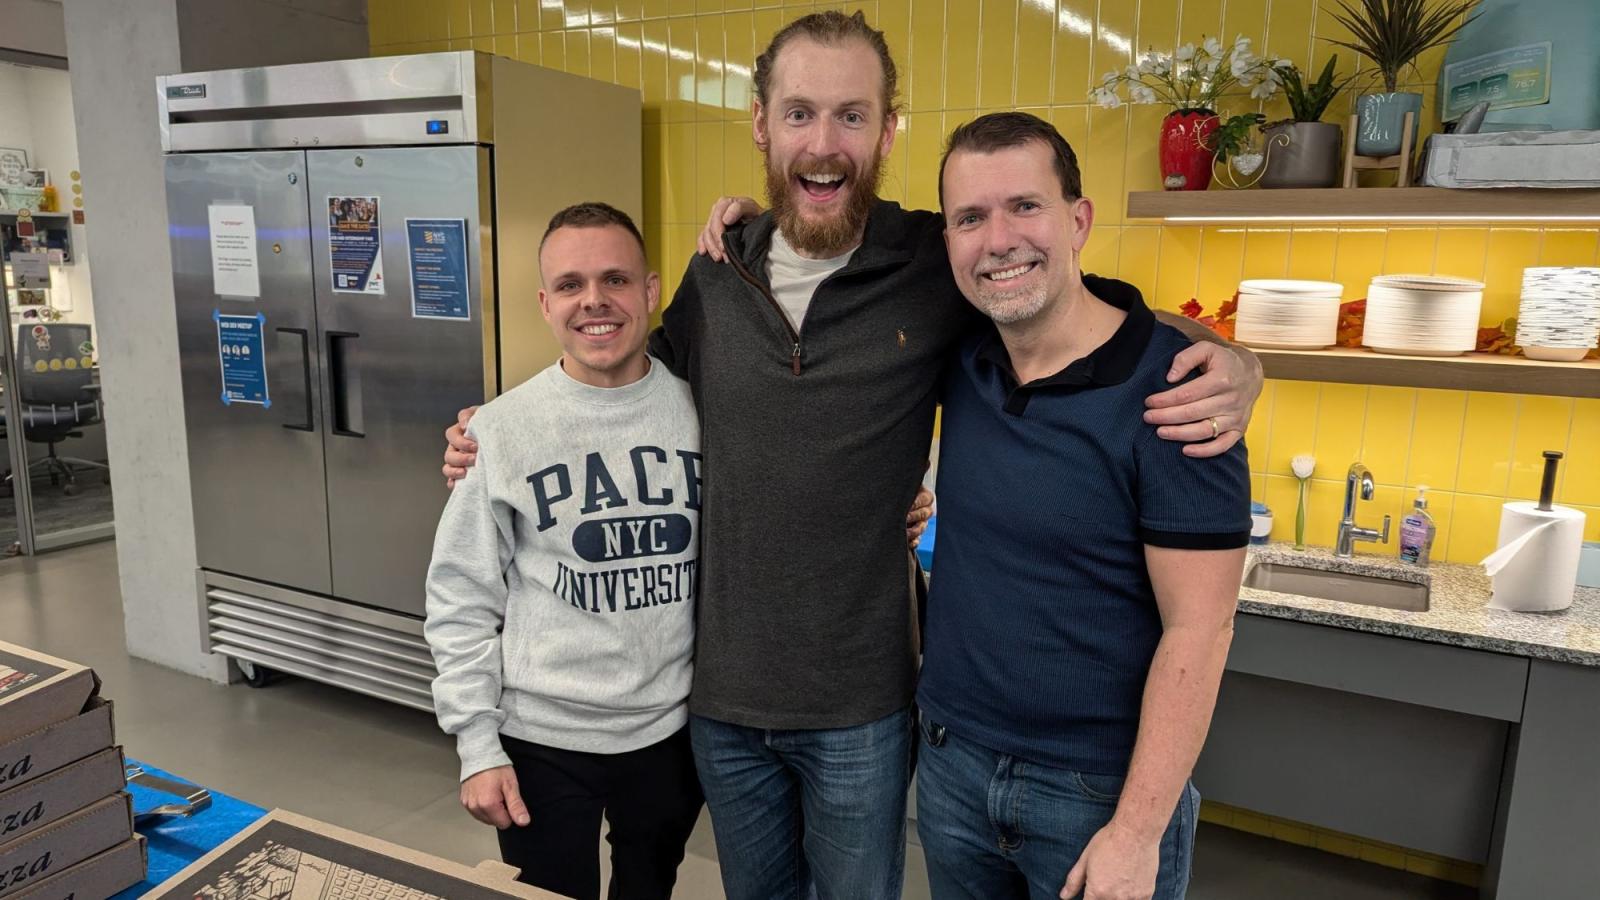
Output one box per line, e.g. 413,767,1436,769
1243,561,1430,612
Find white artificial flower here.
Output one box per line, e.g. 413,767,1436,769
1202,36,1224,59
1175,42,1197,63
1138,52,1160,75
1233,34,1252,57
1154,54,1173,75
1129,83,1159,104
1201,56,1222,77
1231,53,1255,78
1090,86,1124,108
1102,71,1120,87
1125,64,1142,81
1250,78,1278,99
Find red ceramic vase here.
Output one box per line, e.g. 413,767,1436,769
1159,109,1219,191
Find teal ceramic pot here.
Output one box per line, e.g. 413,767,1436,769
1355,91,1423,157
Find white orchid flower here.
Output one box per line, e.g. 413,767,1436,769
1233,34,1252,56
1090,86,1124,108
1202,36,1224,59
1125,64,1142,81
1175,42,1197,62
1250,79,1278,99
1101,71,1120,86
1129,83,1159,104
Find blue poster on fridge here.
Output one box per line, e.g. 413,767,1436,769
405,218,471,320
215,311,269,407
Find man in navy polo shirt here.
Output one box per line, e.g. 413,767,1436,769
914,112,1252,900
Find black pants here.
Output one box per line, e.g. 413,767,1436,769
497,727,704,900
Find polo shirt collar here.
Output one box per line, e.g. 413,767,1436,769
975,273,1155,415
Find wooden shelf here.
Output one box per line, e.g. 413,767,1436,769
1256,346,1600,398
1127,187,1600,222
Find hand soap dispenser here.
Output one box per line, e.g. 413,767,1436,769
1399,486,1438,566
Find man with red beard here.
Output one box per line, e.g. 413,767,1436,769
444,11,1260,899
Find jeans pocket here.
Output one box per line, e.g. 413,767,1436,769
1070,770,1126,802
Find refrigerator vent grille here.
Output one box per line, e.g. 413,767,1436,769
203,580,438,712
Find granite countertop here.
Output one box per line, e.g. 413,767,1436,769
1237,543,1600,667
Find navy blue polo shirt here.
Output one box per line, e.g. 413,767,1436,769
916,274,1251,775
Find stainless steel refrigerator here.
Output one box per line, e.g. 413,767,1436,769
160,52,641,710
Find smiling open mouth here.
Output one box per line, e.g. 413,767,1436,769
797,171,846,201
577,323,621,336
981,262,1039,283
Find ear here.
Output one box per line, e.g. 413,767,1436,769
538,288,552,323
878,110,899,160
645,271,663,315
1070,197,1095,253
752,99,770,153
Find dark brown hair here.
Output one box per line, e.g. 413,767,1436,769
539,201,647,261
938,112,1083,210
753,10,900,116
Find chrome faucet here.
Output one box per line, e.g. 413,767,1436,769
1336,462,1391,558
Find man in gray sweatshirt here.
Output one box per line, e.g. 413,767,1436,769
424,203,704,900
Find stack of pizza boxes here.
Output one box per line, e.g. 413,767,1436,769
0,641,144,899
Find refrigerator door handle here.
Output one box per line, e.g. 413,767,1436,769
276,327,315,432
327,331,364,438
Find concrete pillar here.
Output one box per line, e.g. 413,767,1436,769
60,0,367,681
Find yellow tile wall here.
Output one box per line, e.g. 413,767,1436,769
370,0,1600,564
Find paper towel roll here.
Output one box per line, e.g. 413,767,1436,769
1483,501,1587,612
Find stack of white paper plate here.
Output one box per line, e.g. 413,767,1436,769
1362,274,1485,357
1516,267,1600,362
1235,280,1344,350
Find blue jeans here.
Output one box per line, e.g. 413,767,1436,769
689,708,914,900
915,718,1199,900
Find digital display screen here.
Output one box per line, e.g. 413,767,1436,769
426,120,449,135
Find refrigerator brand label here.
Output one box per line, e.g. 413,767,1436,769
405,218,471,320
215,311,270,407
328,195,385,294
166,84,207,99
208,204,261,298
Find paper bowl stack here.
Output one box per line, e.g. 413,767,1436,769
1515,267,1600,362
1362,274,1485,357
1235,280,1344,350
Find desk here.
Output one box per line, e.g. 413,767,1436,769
112,759,266,898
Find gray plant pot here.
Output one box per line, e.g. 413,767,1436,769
1355,91,1423,157
1260,122,1344,188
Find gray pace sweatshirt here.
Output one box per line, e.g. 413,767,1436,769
424,358,701,781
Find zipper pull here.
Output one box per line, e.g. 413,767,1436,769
791,342,802,375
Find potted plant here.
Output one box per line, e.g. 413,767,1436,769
1209,113,1269,188
1092,36,1286,191
1260,56,1357,187
1323,0,1480,157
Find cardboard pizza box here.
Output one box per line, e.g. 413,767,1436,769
0,644,98,747
142,808,567,899
0,748,125,850
0,794,132,899
9,835,145,900
0,697,115,794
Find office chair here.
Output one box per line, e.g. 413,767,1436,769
6,323,108,496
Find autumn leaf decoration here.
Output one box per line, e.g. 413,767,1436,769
1179,293,1239,341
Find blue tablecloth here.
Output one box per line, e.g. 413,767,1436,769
111,759,266,898
916,515,937,572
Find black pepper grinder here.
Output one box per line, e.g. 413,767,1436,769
1537,451,1562,512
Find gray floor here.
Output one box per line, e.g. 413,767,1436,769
0,469,115,551
2,542,1474,899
